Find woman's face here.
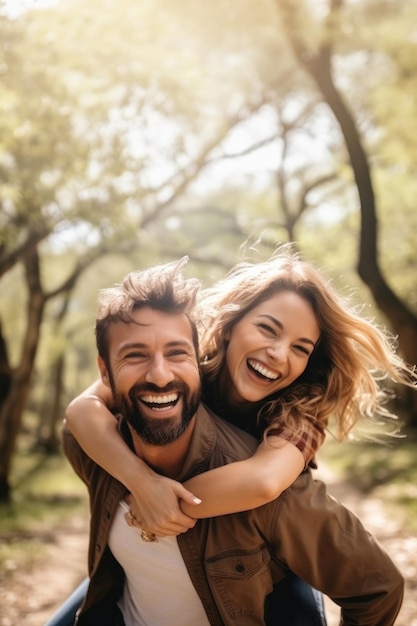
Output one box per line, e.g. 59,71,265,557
221,290,320,407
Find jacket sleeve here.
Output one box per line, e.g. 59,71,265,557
272,471,404,626
62,425,98,486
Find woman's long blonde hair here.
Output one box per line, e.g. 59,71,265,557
197,247,416,440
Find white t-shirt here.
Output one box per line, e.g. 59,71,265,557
108,500,210,626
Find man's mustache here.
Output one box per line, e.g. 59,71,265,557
129,381,188,396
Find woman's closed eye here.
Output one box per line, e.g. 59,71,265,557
255,321,314,356
257,322,277,336
293,344,312,356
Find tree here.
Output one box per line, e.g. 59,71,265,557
0,0,277,499
277,0,417,422
2,0,417,501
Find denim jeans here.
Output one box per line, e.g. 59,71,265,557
44,574,327,625
265,573,327,626
44,578,89,626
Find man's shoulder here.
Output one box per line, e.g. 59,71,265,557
199,403,258,460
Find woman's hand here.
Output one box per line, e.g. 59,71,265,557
127,474,201,536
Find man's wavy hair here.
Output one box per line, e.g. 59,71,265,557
197,245,416,441
95,257,201,367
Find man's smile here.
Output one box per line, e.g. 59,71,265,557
140,393,180,411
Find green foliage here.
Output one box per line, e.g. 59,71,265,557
0,410,87,578
1,0,417,493
320,435,417,532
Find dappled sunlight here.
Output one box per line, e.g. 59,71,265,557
316,460,417,626
1,0,417,623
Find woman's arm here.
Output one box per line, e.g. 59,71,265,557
180,437,305,518
65,380,201,535
66,384,310,523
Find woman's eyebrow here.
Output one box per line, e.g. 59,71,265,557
258,314,283,329
258,314,317,348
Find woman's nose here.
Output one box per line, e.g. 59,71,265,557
267,341,288,364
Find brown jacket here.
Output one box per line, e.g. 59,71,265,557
63,404,403,626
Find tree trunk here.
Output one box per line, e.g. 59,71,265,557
278,0,417,426
0,378,34,501
0,321,12,409
0,248,45,501
35,353,65,454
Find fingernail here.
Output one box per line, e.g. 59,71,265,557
192,497,202,504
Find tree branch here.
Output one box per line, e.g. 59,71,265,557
0,227,50,278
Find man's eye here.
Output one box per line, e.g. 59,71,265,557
168,350,188,358
125,352,146,359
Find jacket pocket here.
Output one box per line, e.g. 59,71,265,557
205,547,272,623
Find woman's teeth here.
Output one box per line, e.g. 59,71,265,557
248,360,278,381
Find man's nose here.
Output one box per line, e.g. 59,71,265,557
145,355,175,386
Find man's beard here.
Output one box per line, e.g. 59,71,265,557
112,380,201,446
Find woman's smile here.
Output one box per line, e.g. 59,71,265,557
247,358,280,382
221,291,320,406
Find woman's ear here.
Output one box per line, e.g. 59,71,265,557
97,356,111,388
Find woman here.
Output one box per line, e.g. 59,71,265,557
65,247,416,536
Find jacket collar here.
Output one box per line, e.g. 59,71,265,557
118,403,217,483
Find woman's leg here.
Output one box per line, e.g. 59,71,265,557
265,572,327,626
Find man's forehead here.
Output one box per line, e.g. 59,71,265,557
133,306,192,329
109,307,194,344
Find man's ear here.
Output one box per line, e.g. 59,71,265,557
97,355,111,389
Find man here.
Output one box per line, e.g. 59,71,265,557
63,259,403,626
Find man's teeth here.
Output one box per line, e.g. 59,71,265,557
141,393,179,404
248,359,278,381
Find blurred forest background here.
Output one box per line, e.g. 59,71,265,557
0,0,417,526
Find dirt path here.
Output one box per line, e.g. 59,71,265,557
0,514,89,626
1,465,416,625
316,465,417,626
